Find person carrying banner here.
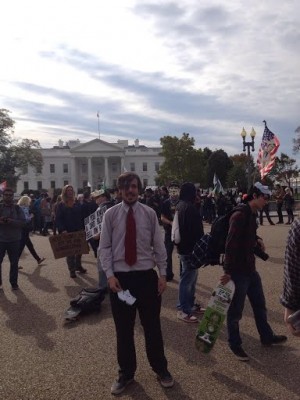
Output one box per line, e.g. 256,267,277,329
56,185,86,278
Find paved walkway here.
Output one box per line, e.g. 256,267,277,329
0,223,299,400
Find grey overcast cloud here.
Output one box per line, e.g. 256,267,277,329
1,0,299,159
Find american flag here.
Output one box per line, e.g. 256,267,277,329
257,122,280,179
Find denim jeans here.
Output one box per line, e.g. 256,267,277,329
227,270,274,349
178,254,198,315
66,255,82,272
0,240,20,286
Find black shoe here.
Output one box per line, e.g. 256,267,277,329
157,371,174,388
11,284,19,290
70,272,77,278
166,274,174,282
77,267,87,274
270,222,275,225
111,376,134,395
261,335,287,346
230,346,249,361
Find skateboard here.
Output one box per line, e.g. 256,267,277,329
64,306,81,322
195,280,235,353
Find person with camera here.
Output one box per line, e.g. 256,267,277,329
280,218,300,336
221,182,287,361
0,187,26,290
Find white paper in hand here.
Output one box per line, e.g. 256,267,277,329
117,290,136,305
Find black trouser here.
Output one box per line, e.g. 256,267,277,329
277,202,283,223
110,269,168,379
164,230,174,279
19,227,40,262
0,241,20,286
259,205,274,225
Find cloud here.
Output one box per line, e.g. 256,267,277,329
0,0,299,163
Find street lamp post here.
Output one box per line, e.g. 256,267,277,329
241,127,256,190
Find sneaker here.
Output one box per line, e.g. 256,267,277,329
11,284,19,290
230,346,249,361
177,311,198,323
70,272,77,278
110,376,134,395
77,267,87,274
192,303,206,315
157,371,174,388
37,257,45,265
261,334,288,346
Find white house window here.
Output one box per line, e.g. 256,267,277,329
82,164,87,174
130,162,135,172
112,163,117,173
50,181,55,189
155,162,160,172
143,162,147,172
50,164,55,173
37,181,42,190
23,181,29,190
143,179,148,188
63,180,69,186
63,163,68,173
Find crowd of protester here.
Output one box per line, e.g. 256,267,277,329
0,176,299,394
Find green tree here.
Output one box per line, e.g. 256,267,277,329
206,149,233,188
157,133,204,185
268,152,298,187
0,109,43,188
227,153,255,191
292,126,300,153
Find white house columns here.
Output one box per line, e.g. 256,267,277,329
87,157,93,189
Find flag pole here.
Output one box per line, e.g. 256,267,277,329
97,111,100,139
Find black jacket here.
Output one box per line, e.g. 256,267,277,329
176,200,204,255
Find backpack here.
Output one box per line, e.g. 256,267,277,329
190,206,250,269
70,287,105,314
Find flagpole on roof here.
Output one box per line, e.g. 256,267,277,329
97,111,100,140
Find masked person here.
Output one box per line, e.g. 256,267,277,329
160,182,180,281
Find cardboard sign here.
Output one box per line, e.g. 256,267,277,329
84,207,105,241
49,231,90,259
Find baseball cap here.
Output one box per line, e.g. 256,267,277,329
254,182,271,196
91,189,105,198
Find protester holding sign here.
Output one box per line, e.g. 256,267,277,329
55,185,86,278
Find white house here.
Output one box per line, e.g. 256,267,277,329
17,138,164,194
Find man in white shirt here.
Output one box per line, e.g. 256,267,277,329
100,172,174,395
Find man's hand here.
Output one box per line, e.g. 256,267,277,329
108,276,122,293
158,276,167,296
220,273,231,285
257,238,266,252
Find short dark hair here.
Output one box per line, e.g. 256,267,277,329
117,172,142,192
179,182,196,202
246,185,265,201
3,187,14,195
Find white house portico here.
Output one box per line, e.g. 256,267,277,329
17,138,163,194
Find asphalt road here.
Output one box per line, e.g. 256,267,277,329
0,222,299,400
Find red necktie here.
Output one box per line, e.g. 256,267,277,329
125,207,137,266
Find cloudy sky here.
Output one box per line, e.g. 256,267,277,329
1,0,299,159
